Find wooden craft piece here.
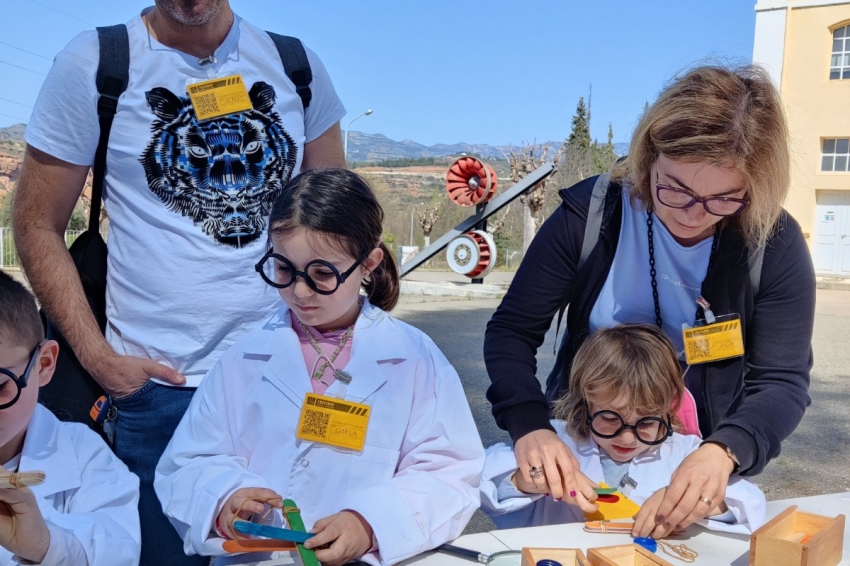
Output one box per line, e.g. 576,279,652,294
584,521,634,534
283,498,320,566
586,544,674,566
749,505,845,566
0,471,45,489
584,484,641,522
521,546,588,566
222,539,296,553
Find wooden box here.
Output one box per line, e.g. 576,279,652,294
750,505,845,566
586,544,673,566
521,547,589,566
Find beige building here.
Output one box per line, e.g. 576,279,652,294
753,0,850,275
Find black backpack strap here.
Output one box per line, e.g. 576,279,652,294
92,24,130,233
552,173,611,351
266,32,312,110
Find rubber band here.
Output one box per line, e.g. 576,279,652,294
657,540,698,563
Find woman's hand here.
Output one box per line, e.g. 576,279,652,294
216,487,283,540
0,483,51,563
514,429,598,512
305,510,373,566
644,443,735,538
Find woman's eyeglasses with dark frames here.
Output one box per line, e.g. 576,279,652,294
586,408,672,446
0,341,45,410
655,169,749,217
255,248,372,295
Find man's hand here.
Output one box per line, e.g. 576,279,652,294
216,488,283,540
93,353,186,399
514,429,598,512
0,474,51,563
304,510,373,566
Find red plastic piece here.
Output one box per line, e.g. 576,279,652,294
445,157,498,207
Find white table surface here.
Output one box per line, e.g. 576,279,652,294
222,492,850,566
401,492,850,566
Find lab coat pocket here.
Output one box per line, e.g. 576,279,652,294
346,445,400,491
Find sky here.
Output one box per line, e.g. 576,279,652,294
0,0,757,147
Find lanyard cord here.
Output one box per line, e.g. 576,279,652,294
646,211,721,328
295,317,355,383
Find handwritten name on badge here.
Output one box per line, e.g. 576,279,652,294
296,393,371,451
683,316,744,365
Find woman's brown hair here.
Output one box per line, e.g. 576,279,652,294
552,324,685,441
612,64,790,250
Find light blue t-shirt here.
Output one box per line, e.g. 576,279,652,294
588,190,714,357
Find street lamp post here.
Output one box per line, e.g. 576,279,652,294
344,108,373,163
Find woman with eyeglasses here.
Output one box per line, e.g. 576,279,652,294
483,64,815,538
480,324,766,535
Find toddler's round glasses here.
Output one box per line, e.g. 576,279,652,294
255,248,371,295
0,341,45,410
655,169,749,217
586,409,672,446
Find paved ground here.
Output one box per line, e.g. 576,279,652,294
393,288,850,534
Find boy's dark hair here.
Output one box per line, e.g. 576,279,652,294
268,168,400,311
0,270,44,348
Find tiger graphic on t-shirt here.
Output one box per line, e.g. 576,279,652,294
140,81,297,248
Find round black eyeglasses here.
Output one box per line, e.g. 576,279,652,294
255,248,371,295
586,409,672,446
0,341,45,410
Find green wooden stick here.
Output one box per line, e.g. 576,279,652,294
283,498,320,566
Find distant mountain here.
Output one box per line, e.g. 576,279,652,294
0,123,628,161
345,131,629,162
0,124,25,143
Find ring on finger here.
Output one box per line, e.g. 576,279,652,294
529,465,544,480
698,496,712,506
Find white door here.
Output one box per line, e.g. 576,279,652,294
815,190,850,276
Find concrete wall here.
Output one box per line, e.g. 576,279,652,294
754,1,850,250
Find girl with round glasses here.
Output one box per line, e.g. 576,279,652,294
156,169,484,566
484,64,815,538
481,324,766,537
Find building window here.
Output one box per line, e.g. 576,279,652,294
831,25,850,80
822,138,850,172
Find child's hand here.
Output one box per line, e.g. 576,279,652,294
216,487,283,540
0,483,51,563
632,487,669,539
304,510,373,566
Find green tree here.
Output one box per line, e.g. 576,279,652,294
0,192,11,227
567,97,591,150
592,123,618,171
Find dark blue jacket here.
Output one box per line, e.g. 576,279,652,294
484,175,816,476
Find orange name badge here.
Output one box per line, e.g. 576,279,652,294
296,393,371,451
683,314,745,365
187,74,252,121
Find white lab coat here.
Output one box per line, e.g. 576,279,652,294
481,420,765,535
155,300,485,566
1,405,140,566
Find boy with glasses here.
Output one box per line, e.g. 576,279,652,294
0,270,140,565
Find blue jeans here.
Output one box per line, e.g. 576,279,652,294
113,381,210,566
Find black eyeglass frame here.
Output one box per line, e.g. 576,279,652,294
0,341,45,410
654,168,750,217
255,247,373,295
585,408,673,446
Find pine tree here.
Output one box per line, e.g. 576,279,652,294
568,97,591,150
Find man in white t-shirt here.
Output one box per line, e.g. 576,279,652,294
13,1,346,564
